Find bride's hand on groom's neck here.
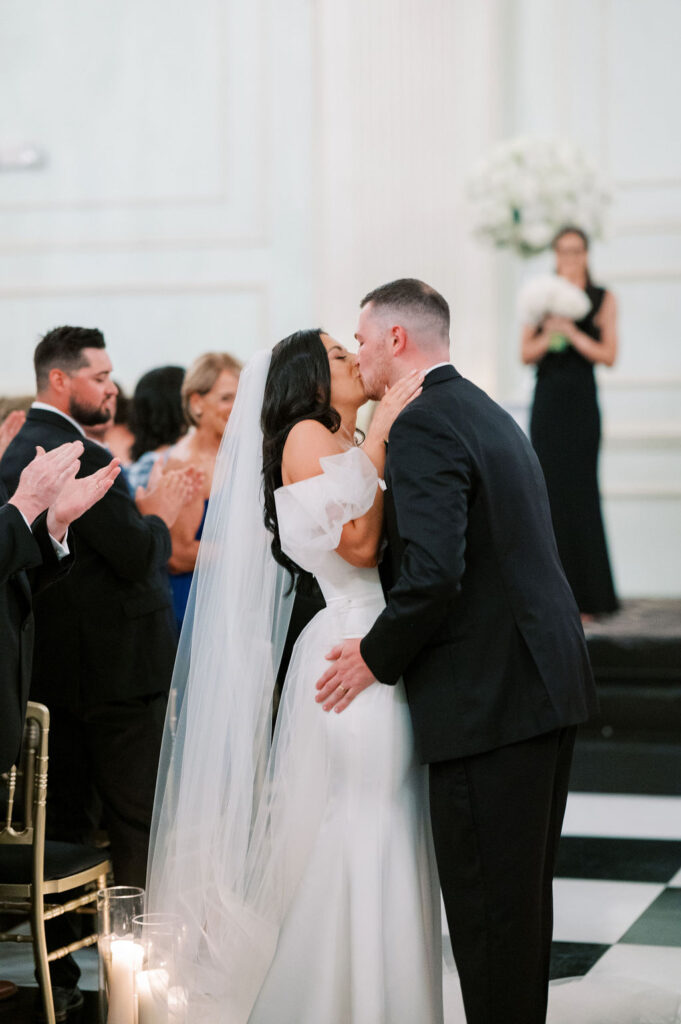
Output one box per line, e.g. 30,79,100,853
363,370,424,471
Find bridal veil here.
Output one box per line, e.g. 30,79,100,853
147,350,318,1022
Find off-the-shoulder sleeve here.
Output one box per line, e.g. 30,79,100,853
274,447,378,571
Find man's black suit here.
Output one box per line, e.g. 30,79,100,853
0,485,72,774
360,365,597,1024
0,407,176,988
1,409,176,714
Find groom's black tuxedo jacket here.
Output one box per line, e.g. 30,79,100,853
0,480,73,771
360,365,597,764
0,408,177,712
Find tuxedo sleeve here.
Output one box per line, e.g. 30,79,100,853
360,403,471,685
0,502,43,585
28,512,75,594
69,444,171,582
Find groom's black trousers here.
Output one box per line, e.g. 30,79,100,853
429,725,576,1024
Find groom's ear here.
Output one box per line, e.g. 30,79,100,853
390,325,408,357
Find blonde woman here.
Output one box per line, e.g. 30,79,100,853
165,351,242,628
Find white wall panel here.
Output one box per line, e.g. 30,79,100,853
606,0,681,184
313,0,509,392
0,283,266,393
0,0,315,395
605,498,681,596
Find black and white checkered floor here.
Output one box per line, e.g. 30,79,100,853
550,792,681,988
2,792,680,1022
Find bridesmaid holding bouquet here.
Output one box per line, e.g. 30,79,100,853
520,226,619,620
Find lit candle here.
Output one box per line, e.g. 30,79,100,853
107,939,144,1024
137,968,169,1024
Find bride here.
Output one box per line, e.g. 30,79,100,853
147,328,441,1023
147,330,681,1024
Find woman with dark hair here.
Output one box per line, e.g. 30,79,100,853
261,329,388,578
521,226,619,619
147,330,435,1023
127,365,187,492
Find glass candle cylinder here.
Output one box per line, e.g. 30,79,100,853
97,886,145,1024
133,913,186,1024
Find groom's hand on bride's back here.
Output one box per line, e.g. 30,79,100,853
315,638,377,712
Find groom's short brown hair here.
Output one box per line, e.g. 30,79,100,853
360,278,450,338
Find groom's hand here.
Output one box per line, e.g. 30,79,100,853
315,639,376,713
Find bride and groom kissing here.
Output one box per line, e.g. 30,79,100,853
147,277,597,1024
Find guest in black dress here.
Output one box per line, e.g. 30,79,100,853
521,226,619,620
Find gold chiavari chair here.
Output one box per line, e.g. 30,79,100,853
0,702,111,1024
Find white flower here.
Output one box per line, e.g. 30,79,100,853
517,274,591,326
467,137,610,257
519,222,555,251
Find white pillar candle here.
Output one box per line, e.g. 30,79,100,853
107,939,144,1024
98,934,112,978
137,968,169,1024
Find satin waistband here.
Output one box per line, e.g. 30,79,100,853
323,592,385,639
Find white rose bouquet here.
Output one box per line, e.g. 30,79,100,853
467,137,610,258
517,274,591,352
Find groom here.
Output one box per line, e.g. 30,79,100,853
316,278,597,1024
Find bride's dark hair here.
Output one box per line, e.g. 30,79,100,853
261,329,341,582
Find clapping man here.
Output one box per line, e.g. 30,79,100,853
0,435,119,1016
0,326,197,1019
1,440,119,772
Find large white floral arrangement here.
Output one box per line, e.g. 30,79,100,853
467,137,610,257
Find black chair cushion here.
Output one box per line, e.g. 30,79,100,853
0,841,108,884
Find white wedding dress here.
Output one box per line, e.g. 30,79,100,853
247,446,444,1024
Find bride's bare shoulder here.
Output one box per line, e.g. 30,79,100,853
281,419,345,485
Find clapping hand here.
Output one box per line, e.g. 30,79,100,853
9,442,85,524
135,465,204,529
46,459,121,540
8,441,120,542
0,410,26,461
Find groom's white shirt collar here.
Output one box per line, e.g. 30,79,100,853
423,361,451,376
32,401,87,438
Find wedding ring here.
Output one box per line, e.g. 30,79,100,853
338,686,346,696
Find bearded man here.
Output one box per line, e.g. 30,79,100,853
0,325,191,1020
